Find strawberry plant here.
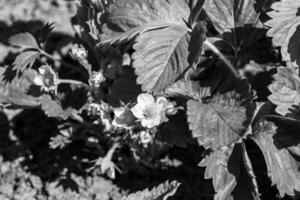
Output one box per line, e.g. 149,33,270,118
1,0,300,199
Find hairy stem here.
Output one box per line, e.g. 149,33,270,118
58,79,90,89
204,40,240,78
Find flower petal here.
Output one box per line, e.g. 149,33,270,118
33,76,43,86
137,93,155,106
131,104,145,119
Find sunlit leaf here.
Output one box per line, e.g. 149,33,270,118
265,0,300,67
187,81,255,150
268,66,300,116
199,143,260,200
204,0,263,33
251,119,300,197
100,0,195,93
9,32,40,50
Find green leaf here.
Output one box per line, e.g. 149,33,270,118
203,0,263,34
40,95,73,120
101,0,189,43
122,180,180,200
0,67,41,107
199,143,260,200
188,22,207,68
132,26,189,92
164,79,211,100
9,32,40,50
203,0,268,65
187,81,255,150
100,0,192,93
12,51,40,74
268,66,300,116
251,119,300,197
265,0,300,67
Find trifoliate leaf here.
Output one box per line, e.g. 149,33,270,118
40,95,73,120
9,32,40,50
268,66,300,116
100,0,194,93
187,81,255,150
122,180,180,200
12,51,40,74
199,143,260,200
265,0,300,67
0,67,41,107
251,119,300,197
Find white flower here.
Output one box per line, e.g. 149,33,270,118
33,65,58,93
90,71,105,88
156,97,178,115
70,44,87,60
131,93,168,128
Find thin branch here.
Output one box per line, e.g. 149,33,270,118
58,79,91,90
204,40,240,78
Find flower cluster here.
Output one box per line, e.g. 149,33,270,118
70,44,87,61
33,65,58,93
131,93,177,129
90,70,105,88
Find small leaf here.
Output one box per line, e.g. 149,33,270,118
40,95,73,120
268,66,300,116
38,22,55,44
251,119,300,197
0,67,41,107
199,143,260,200
12,51,40,74
9,32,40,50
122,180,180,200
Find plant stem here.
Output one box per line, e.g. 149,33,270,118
58,79,90,89
203,40,240,78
